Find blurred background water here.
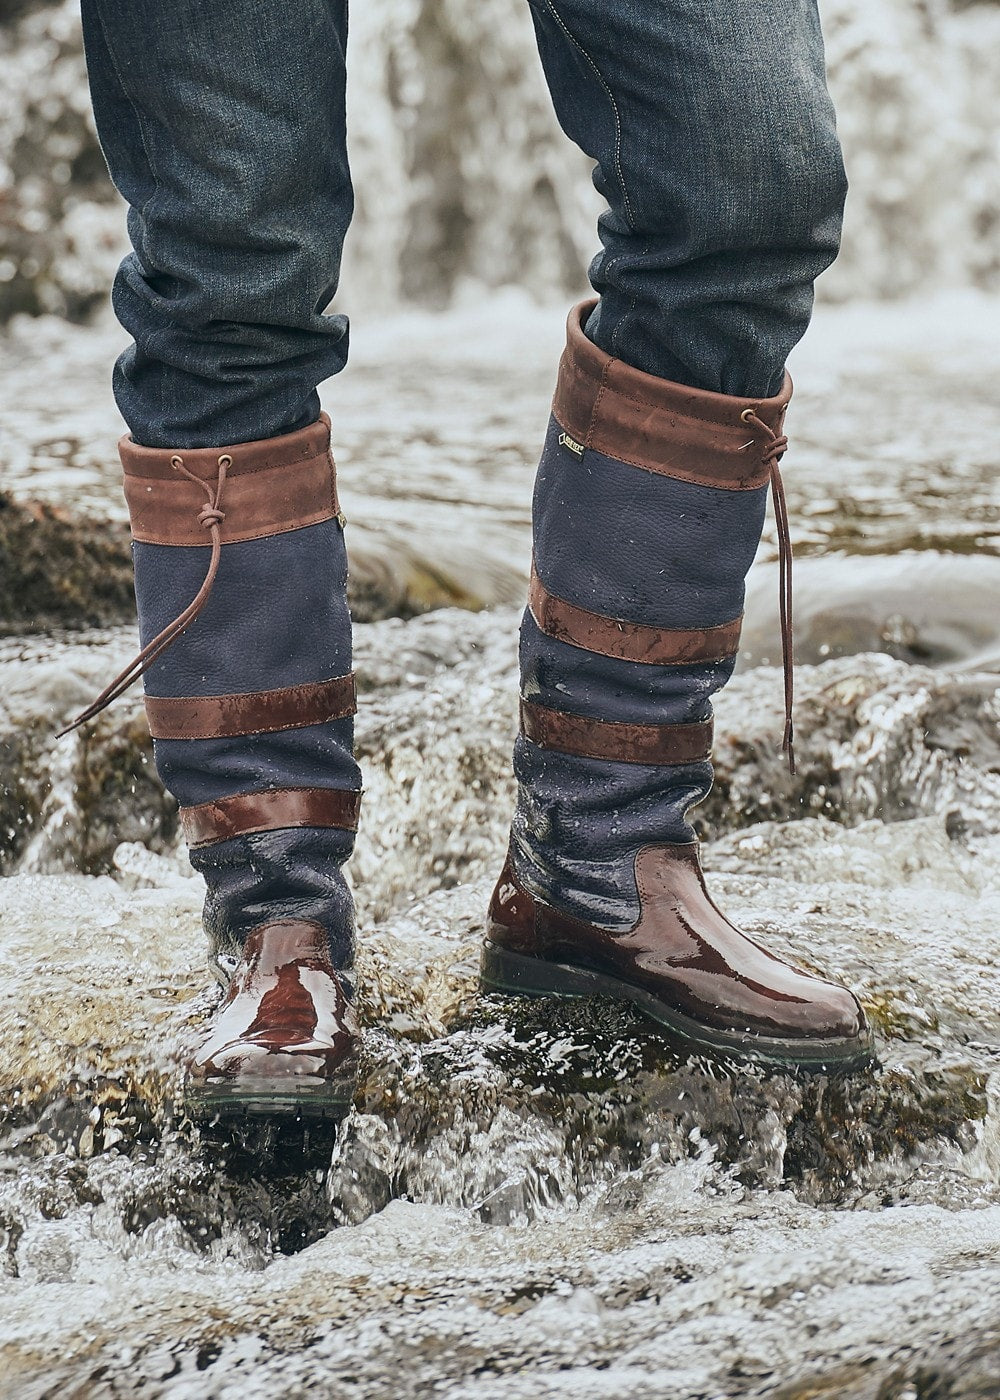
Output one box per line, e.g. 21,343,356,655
1,0,999,324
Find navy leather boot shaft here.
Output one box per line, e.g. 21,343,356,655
511,302,790,929
119,417,362,977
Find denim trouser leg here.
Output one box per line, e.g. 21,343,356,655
80,0,352,448
528,0,847,396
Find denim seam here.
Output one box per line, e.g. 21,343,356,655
91,1,162,240
538,0,636,230
609,291,639,362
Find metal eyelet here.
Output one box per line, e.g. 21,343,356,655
740,407,756,423
170,454,184,470
217,454,233,469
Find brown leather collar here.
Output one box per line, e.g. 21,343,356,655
552,300,791,491
58,417,345,738
121,413,340,546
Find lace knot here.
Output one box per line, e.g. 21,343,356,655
198,505,225,530
761,434,788,465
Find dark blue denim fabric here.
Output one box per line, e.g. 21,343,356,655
80,0,352,448
82,0,845,444
528,0,846,396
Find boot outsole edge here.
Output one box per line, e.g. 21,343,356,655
480,939,875,1074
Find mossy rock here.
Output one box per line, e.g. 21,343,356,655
0,493,135,633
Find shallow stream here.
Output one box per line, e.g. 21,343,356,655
1,296,999,1397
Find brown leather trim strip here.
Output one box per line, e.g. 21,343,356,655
145,674,357,740
528,569,742,666
551,301,791,491
520,700,713,765
120,414,340,545
180,786,362,848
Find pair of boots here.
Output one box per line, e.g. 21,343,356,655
70,302,871,1117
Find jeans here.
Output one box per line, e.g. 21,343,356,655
81,0,846,448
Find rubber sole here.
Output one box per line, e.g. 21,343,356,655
183,1065,358,1122
480,940,875,1074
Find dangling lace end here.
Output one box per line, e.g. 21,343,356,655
54,452,229,739
56,686,135,741
782,720,796,777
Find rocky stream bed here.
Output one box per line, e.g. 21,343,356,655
0,294,999,1397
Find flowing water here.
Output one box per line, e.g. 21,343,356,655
1,291,1000,1396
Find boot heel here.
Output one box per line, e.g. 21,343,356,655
480,940,600,999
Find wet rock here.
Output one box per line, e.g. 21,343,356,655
0,490,516,633
0,492,135,634
1,816,1000,1395
740,554,1000,673
708,652,1000,838
0,651,175,874
2,815,998,1182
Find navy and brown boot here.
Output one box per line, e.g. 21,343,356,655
482,302,873,1072
64,417,363,1116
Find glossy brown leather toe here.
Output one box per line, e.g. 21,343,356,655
483,844,872,1069
186,918,360,1117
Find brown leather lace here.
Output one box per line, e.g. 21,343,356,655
57,453,231,738
741,407,795,775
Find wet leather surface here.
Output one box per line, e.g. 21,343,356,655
489,844,866,1042
181,786,361,848
553,301,791,490
145,673,356,740
189,919,360,1085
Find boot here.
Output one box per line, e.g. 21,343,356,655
482,302,872,1071
65,417,363,1115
